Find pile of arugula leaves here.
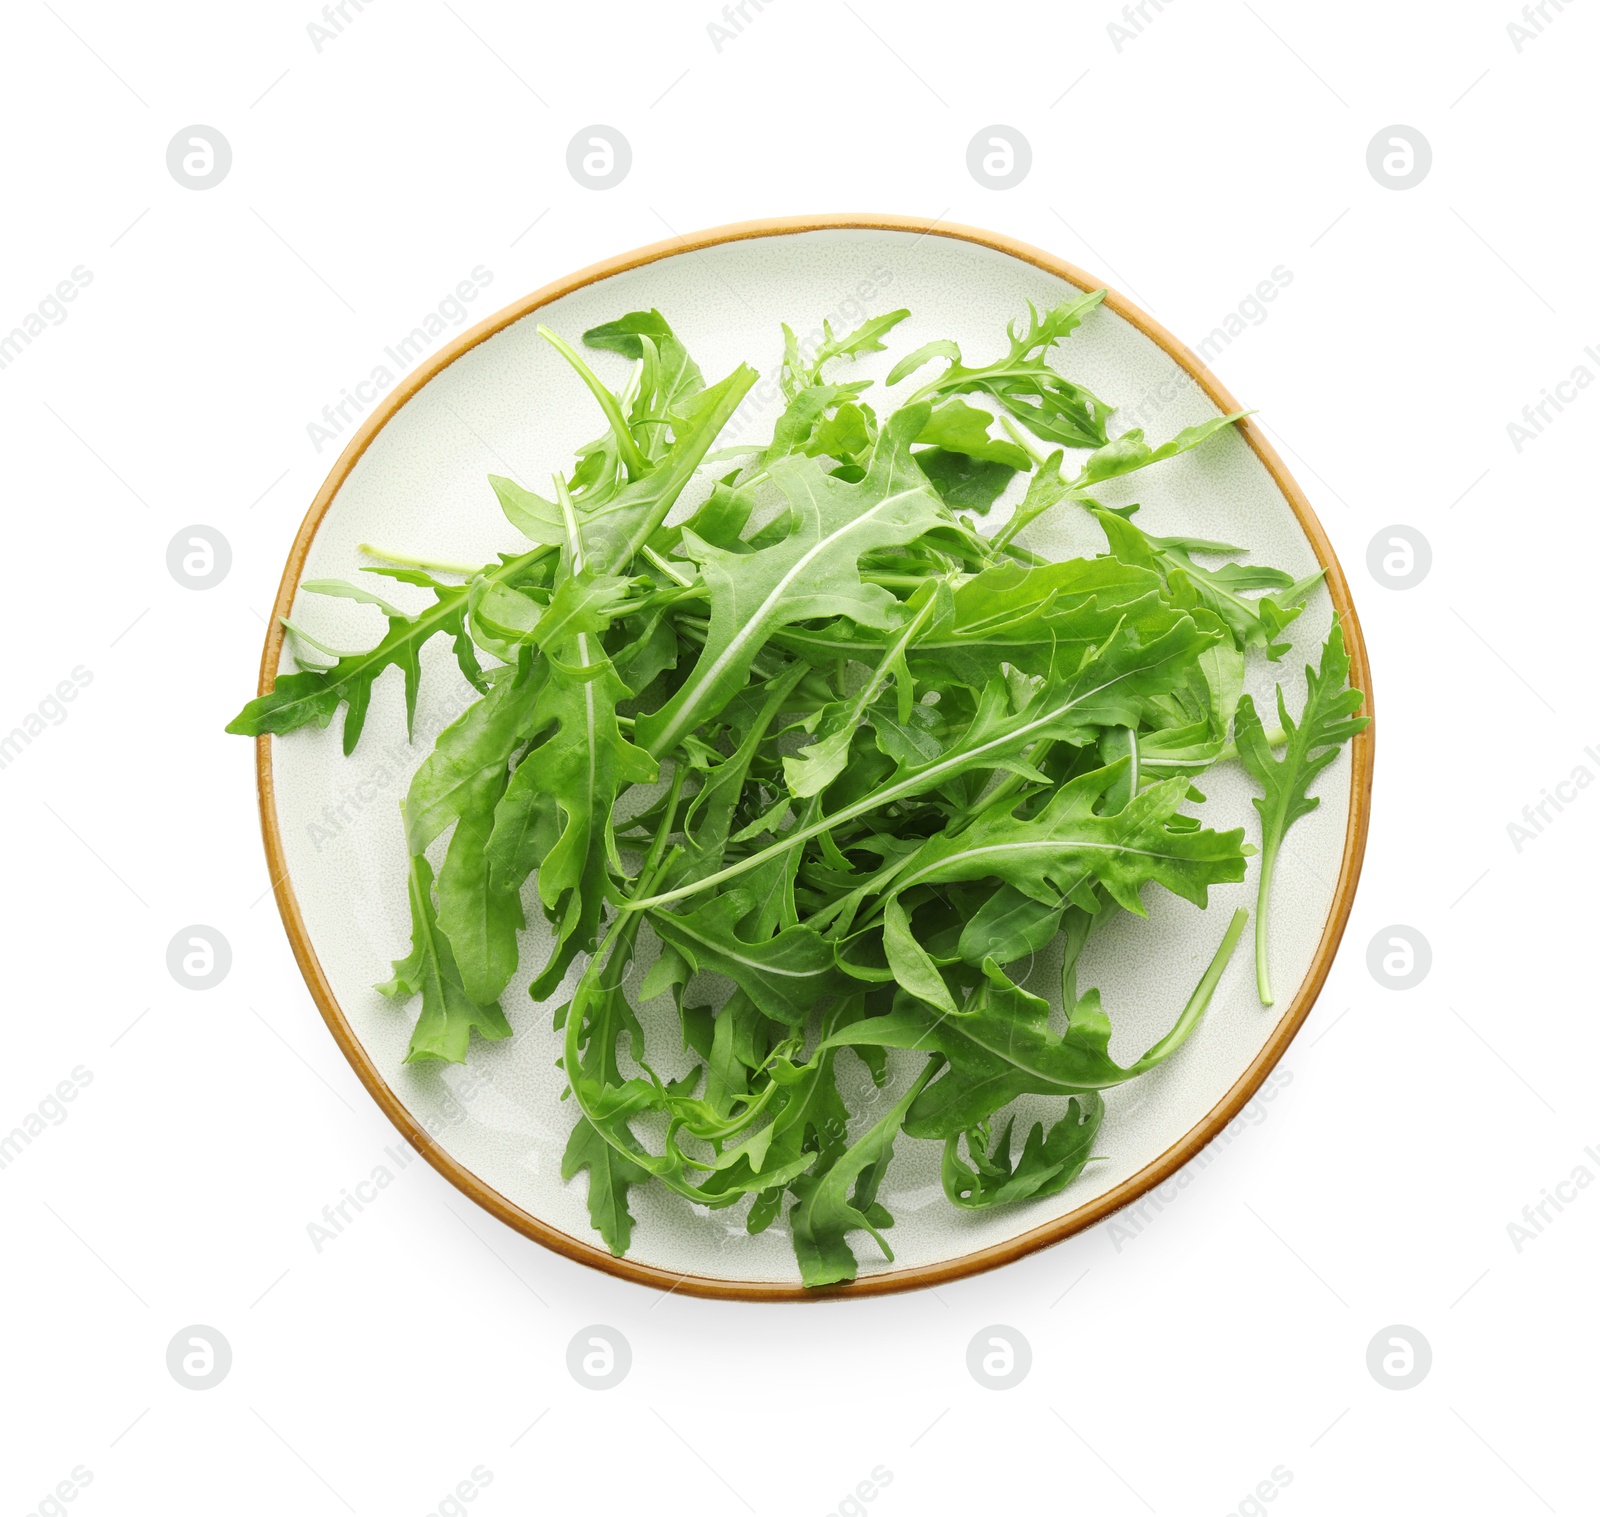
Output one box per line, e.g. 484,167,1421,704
230,297,1367,1286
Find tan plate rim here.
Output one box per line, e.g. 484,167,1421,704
252,213,1374,1302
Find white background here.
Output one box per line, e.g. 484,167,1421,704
1,2,1595,1513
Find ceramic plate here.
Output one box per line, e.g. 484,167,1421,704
253,216,1373,1299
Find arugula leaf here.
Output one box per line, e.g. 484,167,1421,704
634,404,948,756
893,291,1113,449
788,1056,940,1287
825,908,1246,1137
561,1116,652,1256
1235,624,1368,1004
917,399,1032,469
647,891,849,1028
226,579,473,754
914,448,1018,513
377,854,513,1063
491,659,656,1000
1075,413,1247,487
629,612,1219,913
891,762,1248,916
942,1092,1103,1209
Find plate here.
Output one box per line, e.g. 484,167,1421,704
252,215,1373,1299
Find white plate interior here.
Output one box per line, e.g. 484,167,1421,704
269,228,1351,1285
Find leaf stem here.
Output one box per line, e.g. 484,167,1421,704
999,414,1048,468
358,543,488,575
1254,854,1276,1006
538,324,649,482
1134,907,1249,1069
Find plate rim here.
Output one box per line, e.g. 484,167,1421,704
251,212,1375,1301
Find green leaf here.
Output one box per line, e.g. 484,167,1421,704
1235,624,1368,1004
647,891,849,1027
630,612,1220,913
435,760,525,1005
561,1115,651,1255
916,399,1032,469
403,665,546,856
892,762,1248,917
490,661,657,1000
942,1093,1103,1209
377,854,513,1063
1074,413,1247,488
824,908,1247,1137
812,308,911,369
788,1056,940,1287
913,448,1018,513
490,475,567,546
634,404,948,756
881,895,959,1016
226,580,474,753
580,363,760,576
905,292,1113,450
